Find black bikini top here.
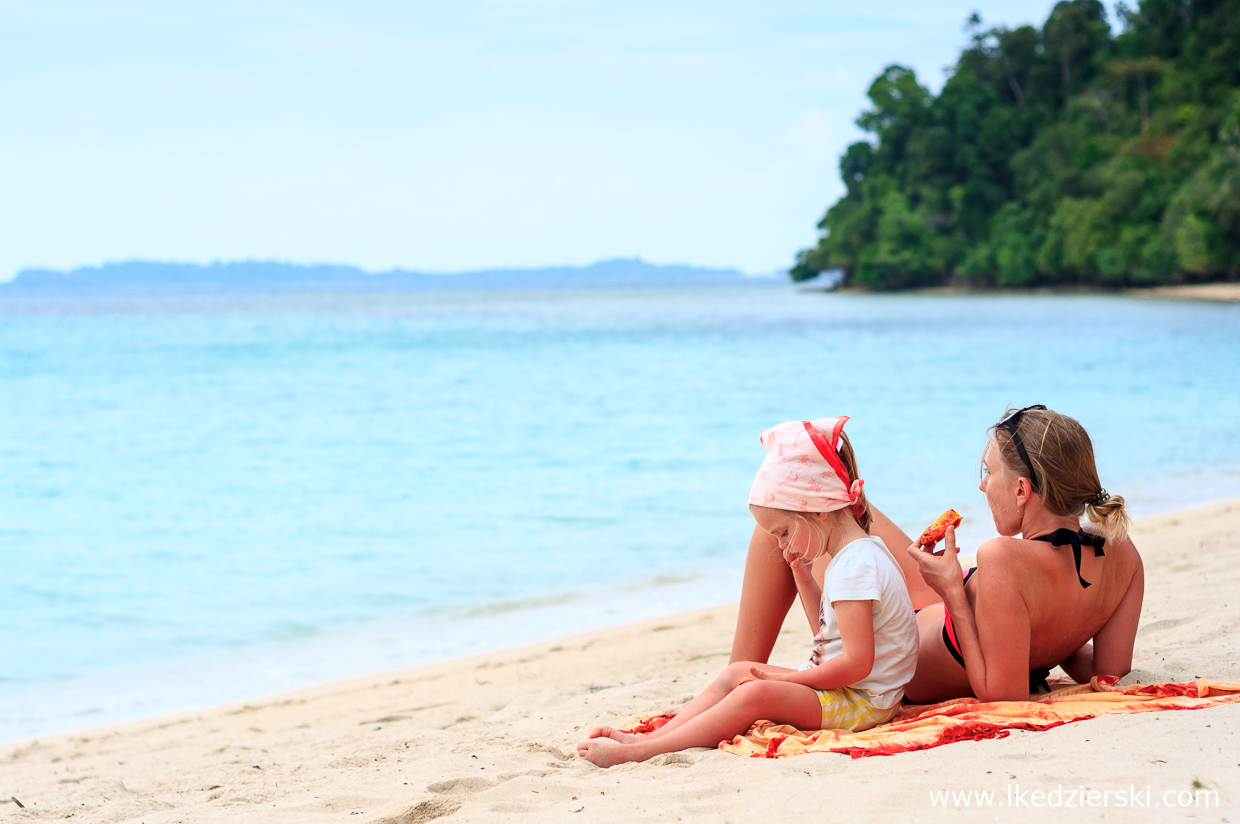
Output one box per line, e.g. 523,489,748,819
1030,528,1106,589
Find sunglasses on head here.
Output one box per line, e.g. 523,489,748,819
999,405,1047,493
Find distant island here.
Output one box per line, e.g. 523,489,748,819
793,0,1240,290
2,258,771,295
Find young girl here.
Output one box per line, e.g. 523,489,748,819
577,416,918,768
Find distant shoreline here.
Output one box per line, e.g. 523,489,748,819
1125,283,1240,302
800,281,1240,303
0,258,775,296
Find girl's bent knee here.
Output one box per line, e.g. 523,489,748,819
721,661,757,684
729,679,783,712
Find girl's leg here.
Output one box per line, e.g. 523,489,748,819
589,662,794,743
730,525,798,664
869,505,940,610
577,679,822,768
631,662,793,741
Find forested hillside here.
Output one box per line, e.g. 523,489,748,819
792,0,1240,289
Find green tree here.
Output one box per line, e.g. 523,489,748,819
792,0,1240,289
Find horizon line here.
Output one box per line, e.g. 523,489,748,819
3,255,782,285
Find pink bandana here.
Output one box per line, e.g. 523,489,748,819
748,417,865,515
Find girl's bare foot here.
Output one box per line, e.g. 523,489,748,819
587,725,639,743
576,737,637,768
659,702,684,717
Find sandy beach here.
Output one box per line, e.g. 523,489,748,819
5,499,1239,823
818,281,1240,301
1128,283,1240,303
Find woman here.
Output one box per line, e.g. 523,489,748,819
729,406,1144,704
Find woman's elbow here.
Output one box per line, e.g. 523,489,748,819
975,680,1029,703
1090,646,1134,680
1092,660,1132,680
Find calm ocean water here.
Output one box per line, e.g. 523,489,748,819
2,283,1239,742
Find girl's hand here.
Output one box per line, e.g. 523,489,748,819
782,544,815,582
746,667,785,682
905,525,966,598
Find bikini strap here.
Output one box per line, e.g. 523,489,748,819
1030,528,1106,589
940,566,978,669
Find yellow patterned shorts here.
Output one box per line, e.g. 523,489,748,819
812,686,899,732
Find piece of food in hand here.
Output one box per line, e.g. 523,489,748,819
918,509,962,554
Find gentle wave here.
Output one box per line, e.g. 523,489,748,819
2,283,1238,742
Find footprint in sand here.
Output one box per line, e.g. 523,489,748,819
371,797,461,824
426,777,495,795
525,742,573,762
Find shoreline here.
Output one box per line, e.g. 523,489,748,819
9,482,1237,749
0,563,748,748
1127,282,1240,302
804,281,1240,302
5,497,1240,822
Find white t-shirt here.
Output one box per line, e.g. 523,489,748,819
805,535,919,709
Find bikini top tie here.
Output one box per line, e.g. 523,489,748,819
1030,528,1106,589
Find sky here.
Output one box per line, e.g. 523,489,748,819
0,0,1122,280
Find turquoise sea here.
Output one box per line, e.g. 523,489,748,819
3,283,1239,742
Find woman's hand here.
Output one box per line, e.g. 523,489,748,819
905,525,966,599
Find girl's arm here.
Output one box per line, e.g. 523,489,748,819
784,544,823,634
908,527,1031,702
746,600,876,690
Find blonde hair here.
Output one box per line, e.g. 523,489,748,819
836,431,872,533
988,406,1130,545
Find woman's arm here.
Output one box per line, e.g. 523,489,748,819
1089,549,1144,678
1058,643,1095,683
908,528,1032,702
747,600,876,690
1060,541,1145,682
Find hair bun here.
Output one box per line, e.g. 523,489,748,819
1087,489,1110,507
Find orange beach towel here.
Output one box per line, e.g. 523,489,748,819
622,677,1240,760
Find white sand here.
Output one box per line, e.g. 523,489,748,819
1128,283,1240,302
5,499,1240,822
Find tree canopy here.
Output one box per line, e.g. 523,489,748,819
792,0,1240,289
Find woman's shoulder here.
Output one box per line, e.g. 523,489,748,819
972,535,1058,583
1080,519,1143,562
974,527,1143,594
973,535,1027,566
